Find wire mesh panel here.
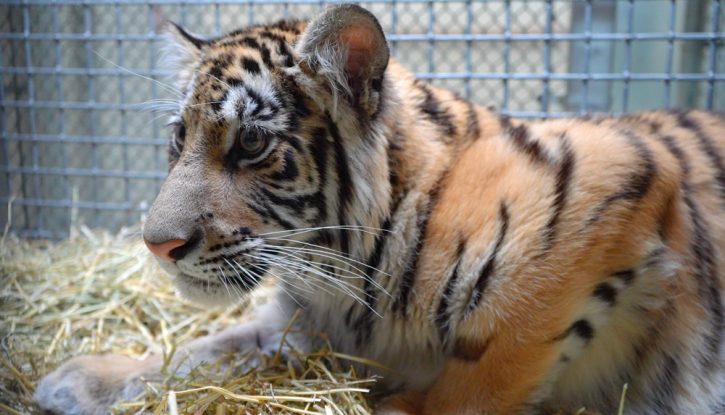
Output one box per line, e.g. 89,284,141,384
1,0,724,238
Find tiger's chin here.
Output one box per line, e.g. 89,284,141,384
172,273,247,307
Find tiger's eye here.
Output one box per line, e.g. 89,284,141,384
240,131,269,157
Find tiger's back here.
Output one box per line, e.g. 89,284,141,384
396,108,725,414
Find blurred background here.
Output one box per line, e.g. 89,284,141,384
1,0,723,239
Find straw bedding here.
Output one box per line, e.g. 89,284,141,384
0,226,627,415
0,226,376,414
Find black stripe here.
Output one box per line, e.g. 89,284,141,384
232,37,275,69
554,319,594,343
677,111,725,207
392,198,435,315
260,31,295,68
241,57,261,74
392,174,448,315
328,115,353,256
435,238,466,345
542,135,575,251
587,128,656,226
350,141,409,342
259,45,274,70
260,188,318,216
611,129,656,200
613,269,635,285
353,215,395,347
593,282,617,306
197,248,252,266
448,94,480,141
649,354,679,414
685,191,724,369
281,74,310,131
208,63,224,82
418,82,457,139
309,127,329,224
227,36,273,68
238,37,261,50
259,30,286,43
283,136,303,153
508,124,548,165
465,202,509,314
247,198,296,230
465,101,481,141
570,319,594,342
658,134,723,370
370,74,387,120
269,20,302,35
225,76,243,88
280,46,295,67
245,87,270,117
270,149,299,181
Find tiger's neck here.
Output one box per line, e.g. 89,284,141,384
313,60,507,327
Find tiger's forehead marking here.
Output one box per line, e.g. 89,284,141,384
218,75,288,133
182,24,304,146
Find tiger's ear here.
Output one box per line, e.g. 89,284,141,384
295,4,390,116
162,22,208,91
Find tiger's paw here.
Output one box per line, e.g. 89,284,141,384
35,354,150,415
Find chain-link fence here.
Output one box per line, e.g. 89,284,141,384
2,0,724,239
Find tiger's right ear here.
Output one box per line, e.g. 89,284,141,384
295,4,389,117
162,22,208,91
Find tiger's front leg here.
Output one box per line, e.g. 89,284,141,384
35,302,296,415
376,332,562,415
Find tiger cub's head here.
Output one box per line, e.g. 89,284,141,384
143,5,392,305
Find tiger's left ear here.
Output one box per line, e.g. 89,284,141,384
295,4,390,116
162,22,208,92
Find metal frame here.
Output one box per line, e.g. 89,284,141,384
1,0,723,238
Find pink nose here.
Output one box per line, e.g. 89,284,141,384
144,239,188,261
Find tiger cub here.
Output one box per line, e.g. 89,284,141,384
36,4,724,415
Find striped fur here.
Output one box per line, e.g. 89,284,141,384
36,5,724,415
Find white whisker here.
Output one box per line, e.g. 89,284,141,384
137,99,182,114
252,251,370,309
258,225,390,238
91,49,183,98
240,256,307,308
264,241,393,282
216,265,236,299
223,258,249,295
261,244,388,298
230,259,254,291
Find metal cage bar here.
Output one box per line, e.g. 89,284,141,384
1,0,723,239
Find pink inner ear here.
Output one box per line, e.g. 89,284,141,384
340,25,376,78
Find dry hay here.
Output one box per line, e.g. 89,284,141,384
0,226,376,414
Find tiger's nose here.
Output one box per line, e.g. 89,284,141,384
144,238,197,261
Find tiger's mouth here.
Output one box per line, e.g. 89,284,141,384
171,268,263,306
176,272,223,288
160,226,392,307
